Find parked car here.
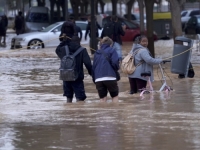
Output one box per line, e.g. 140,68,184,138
181,9,200,29
184,15,200,35
11,21,102,49
123,13,146,25
25,6,50,32
102,16,157,42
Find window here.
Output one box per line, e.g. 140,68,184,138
197,17,200,24
76,22,87,30
189,10,200,16
26,12,49,23
181,12,187,17
123,20,138,29
187,17,197,25
187,17,194,25
40,22,61,32
53,25,62,31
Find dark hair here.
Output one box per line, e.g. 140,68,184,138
71,36,80,44
62,21,75,36
18,11,22,16
111,15,118,21
135,35,147,44
68,16,74,21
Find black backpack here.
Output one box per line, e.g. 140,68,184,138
102,22,114,38
59,46,84,81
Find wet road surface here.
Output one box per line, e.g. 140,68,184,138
1,43,200,150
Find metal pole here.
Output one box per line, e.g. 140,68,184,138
65,0,69,20
90,0,97,54
29,0,31,8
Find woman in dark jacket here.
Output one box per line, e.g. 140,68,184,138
92,36,119,102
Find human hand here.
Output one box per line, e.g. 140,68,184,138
122,25,126,31
163,60,171,64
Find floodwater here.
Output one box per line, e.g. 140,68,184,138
1,42,200,150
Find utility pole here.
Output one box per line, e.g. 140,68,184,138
90,0,97,54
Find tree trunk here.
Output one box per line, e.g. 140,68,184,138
137,0,145,34
37,0,45,6
54,1,61,21
168,0,186,41
144,0,155,57
95,0,98,14
99,0,105,14
83,0,89,14
70,0,80,20
111,0,118,15
80,1,85,15
126,0,135,21
49,0,55,23
60,0,65,20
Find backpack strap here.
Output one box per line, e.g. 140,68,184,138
72,47,84,57
65,45,69,55
133,48,143,56
133,48,144,67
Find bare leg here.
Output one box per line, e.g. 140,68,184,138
112,96,118,102
100,96,107,102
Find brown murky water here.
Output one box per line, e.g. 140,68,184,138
1,43,200,150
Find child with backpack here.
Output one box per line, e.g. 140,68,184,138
56,36,92,103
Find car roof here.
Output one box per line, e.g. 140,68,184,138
185,9,200,13
75,20,87,23
194,15,200,17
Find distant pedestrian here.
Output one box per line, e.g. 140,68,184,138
14,11,25,35
56,36,92,103
92,36,119,102
2,15,8,45
101,15,126,61
85,16,101,40
85,16,101,54
0,15,6,47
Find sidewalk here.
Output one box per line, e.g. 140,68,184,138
7,28,15,34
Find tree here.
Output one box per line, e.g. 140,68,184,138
37,0,45,6
168,0,186,40
126,0,135,21
96,0,106,14
144,0,155,57
111,0,118,15
137,0,145,34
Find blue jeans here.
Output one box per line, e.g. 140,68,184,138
63,80,86,100
112,42,122,60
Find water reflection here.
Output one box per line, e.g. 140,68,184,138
1,47,200,149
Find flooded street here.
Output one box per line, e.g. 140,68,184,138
1,41,200,150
